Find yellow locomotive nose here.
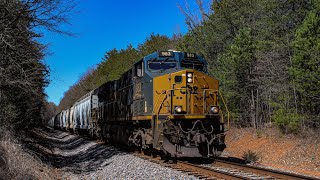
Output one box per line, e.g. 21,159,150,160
153,69,219,116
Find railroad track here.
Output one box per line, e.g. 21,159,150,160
212,158,319,180
135,153,320,180
48,129,319,180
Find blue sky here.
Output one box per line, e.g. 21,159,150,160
43,0,197,105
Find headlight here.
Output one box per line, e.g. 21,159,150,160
211,106,219,114
175,106,182,113
187,77,193,83
187,73,193,78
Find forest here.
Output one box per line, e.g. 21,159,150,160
59,0,319,134
0,0,319,135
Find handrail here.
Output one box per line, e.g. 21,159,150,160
202,89,219,114
218,91,230,130
152,90,167,115
151,90,168,149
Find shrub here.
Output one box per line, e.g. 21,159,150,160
256,129,262,138
242,150,260,163
0,130,37,179
273,108,302,134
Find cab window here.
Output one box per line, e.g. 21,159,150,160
181,61,205,72
148,60,177,71
135,60,143,77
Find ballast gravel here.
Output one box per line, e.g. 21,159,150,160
29,129,198,179
63,154,198,179
61,152,198,179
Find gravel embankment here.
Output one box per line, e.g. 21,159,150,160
63,153,198,179
25,128,198,179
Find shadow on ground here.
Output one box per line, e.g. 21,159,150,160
22,128,121,174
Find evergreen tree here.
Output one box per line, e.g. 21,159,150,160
290,0,320,126
217,28,257,126
138,34,178,55
178,0,312,131
58,34,179,110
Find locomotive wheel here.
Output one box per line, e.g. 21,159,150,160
173,155,177,163
160,150,170,162
89,129,94,138
151,149,158,158
96,130,102,140
143,148,153,156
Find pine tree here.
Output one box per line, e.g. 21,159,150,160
217,28,257,126
179,0,312,131
58,34,179,110
290,0,320,121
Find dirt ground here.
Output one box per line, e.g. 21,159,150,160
223,127,320,177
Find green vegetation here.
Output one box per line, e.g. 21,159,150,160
215,28,257,127
290,0,320,128
2,0,317,178
242,150,260,163
58,0,319,133
1,0,315,134
177,0,319,133
58,34,179,110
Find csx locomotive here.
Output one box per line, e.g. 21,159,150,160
49,51,229,158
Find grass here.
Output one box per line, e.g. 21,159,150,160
0,129,53,179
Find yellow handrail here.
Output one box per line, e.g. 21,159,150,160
152,90,167,116
218,91,230,130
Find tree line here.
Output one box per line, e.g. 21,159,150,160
2,0,317,134
0,0,74,133
178,0,319,133
58,34,180,110
60,0,319,134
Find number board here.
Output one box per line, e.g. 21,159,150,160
159,51,174,57
184,52,196,59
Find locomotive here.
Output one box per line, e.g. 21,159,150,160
49,51,229,158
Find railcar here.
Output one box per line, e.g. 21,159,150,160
51,51,229,158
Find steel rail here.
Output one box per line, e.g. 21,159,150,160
214,158,320,180
177,160,247,180
135,152,255,179
135,151,319,180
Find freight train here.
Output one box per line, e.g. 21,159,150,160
49,51,229,158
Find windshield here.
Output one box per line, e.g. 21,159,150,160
181,61,205,72
148,61,177,71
